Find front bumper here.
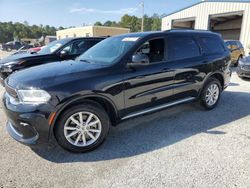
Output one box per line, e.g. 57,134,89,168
2,92,56,146
6,121,39,145
237,66,250,78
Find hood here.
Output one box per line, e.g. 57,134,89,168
0,52,36,64
7,60,106,89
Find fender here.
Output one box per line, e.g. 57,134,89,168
198,71,225,97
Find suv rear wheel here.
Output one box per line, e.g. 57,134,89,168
200,78,222,110
55,103,110,153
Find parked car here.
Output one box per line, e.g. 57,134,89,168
0,37,106,84
225,40,245,67
2,41,32,52
2,30,231,152
237,55,250,79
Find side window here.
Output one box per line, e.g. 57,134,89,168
135,38,165,63
61,40,82,55
168,36,200,60
76,40,98,54
200,37,225,54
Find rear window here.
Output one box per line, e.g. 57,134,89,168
200,37,225,54
168,36,201,60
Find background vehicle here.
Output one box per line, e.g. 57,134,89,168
0,37,106,83
237,55,250,79
225,40,245,67
3,30,231,153
27,46,42,53
1,41,32,52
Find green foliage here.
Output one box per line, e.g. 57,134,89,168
94,13,162,32
0,21,62,43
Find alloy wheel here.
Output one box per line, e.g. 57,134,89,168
205,84,219,106
64,111,102,147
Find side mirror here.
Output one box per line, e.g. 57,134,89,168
60,50,69,58
128,54,150,67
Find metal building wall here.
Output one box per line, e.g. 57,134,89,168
162,1,250,54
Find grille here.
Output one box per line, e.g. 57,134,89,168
5,84,18,98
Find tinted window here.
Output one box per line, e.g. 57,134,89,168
169,36,200,60
38,39,69,54
135,38,165,63
200,37,225,54
61,40,91,55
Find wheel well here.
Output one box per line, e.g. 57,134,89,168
210,73,224,88
53,97,118,134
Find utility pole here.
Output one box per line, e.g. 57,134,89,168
140,2,144,32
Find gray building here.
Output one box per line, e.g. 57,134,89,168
162,0,250,54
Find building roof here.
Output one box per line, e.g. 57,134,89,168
162,0,250,18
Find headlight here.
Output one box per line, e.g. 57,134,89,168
17,89,51,103
1,61,18,72
1,61,25,72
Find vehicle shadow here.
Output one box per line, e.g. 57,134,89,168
31,90,250,163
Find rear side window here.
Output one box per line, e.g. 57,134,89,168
200,37,225,54
168,36,201,60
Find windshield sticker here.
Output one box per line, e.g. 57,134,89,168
122,37,140,42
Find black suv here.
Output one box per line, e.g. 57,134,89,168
2,30,231,152
0,37,105,84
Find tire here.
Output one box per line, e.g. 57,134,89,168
200,78,222,110
54,102,110,153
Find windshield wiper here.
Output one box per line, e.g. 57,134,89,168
79,59,92,64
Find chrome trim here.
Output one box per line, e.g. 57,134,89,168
122,97,196,120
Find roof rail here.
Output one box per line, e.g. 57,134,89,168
163,29,212,33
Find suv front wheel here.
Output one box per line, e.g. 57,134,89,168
55,102,110,153
200,78,222,110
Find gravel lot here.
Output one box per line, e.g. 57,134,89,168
0,55,250,187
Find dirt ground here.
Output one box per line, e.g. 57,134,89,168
0,50,13,59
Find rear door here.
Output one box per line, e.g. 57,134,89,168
167,35,206,99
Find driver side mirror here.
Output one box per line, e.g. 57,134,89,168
128,54,150,67
60,50,69,58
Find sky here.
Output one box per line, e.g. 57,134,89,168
0,0,242,27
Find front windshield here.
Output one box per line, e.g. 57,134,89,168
38,39,69,55
78,36,139,65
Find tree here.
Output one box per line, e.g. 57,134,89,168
94,21,102,26
0,22,61,43
103,21,112,27
94,13,162,32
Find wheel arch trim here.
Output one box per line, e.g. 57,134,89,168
48,93,119,141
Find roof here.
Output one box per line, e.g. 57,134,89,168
57,37,107,42
162,0,250,18
112,29,218,38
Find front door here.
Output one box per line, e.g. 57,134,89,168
123,37,175,115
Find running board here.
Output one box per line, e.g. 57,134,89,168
122,97,196,120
